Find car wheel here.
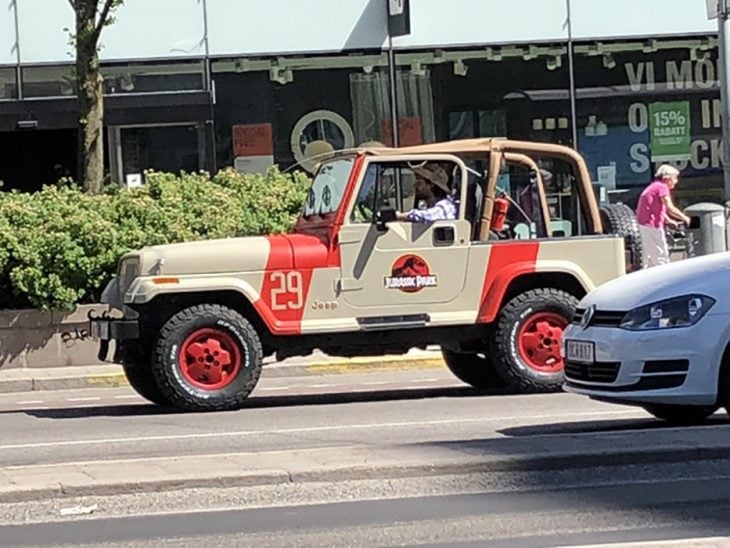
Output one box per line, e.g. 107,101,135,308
642,404,718,425
151,304,263,412
442,349,505,390
491,288,578,393
119,342,170,406
600,202,644,272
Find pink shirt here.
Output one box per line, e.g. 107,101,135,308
636,180,669,228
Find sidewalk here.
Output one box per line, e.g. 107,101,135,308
0,347,445,394
2,425,728,503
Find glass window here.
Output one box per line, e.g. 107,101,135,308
102,61,205,94
0,67,17,99
302,157,354,219
21,65,75,98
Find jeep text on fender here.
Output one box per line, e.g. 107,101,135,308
90,138,637,411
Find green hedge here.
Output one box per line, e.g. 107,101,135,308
0,168,311,311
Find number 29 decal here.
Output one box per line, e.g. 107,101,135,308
269,271,304,311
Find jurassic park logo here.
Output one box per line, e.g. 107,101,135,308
384,255,438,293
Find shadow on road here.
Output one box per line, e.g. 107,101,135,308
5,385,510,419
499,414,730,436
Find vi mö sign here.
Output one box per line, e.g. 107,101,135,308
388,0,411,37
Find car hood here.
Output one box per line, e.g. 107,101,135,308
129,233,330,277
580,252,730,311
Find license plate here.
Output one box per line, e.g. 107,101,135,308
565,340,595,363
90,320,110,340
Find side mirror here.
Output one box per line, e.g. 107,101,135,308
375,208,397,231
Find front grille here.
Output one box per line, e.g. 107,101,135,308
566,373,686,393
572,308,625,328
565,360,620,383
643,360,690,374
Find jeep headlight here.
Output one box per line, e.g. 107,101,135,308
117,257,140,299
620,295,715,331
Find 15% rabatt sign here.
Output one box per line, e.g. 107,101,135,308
649,101,692,162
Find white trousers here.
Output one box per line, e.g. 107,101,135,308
639,224,669,268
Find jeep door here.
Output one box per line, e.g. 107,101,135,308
338,157,471,310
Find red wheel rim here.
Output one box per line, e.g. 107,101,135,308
179,328,242,390
517,312,569,374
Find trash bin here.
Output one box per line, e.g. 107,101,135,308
684,202,727,257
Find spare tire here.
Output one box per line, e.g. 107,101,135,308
600,203,644,272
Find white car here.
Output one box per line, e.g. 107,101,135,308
563,252,730,424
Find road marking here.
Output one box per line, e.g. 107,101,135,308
411,379,440,383
0,410,638,451
567,537,730,547
307,384,333,388
113,395,140,400
362,381,392,386
257,387,292,392
15,400,44,405
66,397,102,402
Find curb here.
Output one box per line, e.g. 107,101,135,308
0,445,727,503
0,356,445,394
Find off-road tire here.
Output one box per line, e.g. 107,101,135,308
151,304,263,412
491,288,578,393
119,342,170,406
600,202,643,272
442,350,505,390
642,404,718,425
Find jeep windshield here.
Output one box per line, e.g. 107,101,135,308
300,157,354,221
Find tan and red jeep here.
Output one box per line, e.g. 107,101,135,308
90,138,640,411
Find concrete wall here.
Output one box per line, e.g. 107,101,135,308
1,0,717,66
0,305,110,370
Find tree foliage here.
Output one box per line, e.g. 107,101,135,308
0,168,310,311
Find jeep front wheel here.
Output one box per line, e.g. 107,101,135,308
442,350,504,390
151,304,263,412
491,288,577,392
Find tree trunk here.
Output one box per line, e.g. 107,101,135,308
76,9,105,194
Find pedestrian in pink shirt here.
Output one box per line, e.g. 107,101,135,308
636,164,691,268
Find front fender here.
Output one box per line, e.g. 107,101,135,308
125,276,263,307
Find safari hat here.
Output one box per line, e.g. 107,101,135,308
412,162,450,193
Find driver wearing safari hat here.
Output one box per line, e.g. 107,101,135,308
396,162,457,222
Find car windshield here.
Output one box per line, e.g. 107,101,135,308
301,157,354,219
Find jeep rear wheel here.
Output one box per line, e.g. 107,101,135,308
151,304,263,412
491,288,577,392
442,350,505,390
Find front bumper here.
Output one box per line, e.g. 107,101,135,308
563,317,726,406
88,310,140,362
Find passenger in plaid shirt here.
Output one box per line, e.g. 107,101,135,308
396,163,456,222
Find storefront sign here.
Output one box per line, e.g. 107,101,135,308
232,123,274,174
649,101,691,162
387,0,411,37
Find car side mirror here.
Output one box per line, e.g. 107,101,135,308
375,208,397,231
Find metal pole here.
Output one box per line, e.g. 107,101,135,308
387,35,400,148
565,0,578,150
719,0,730,203
12,0,22,100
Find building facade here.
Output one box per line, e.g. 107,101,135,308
0,0,721,207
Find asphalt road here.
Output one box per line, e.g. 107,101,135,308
0,368,664,467
2,462,730,546
0,367,729,546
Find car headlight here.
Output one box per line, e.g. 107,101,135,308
620,295,715,331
